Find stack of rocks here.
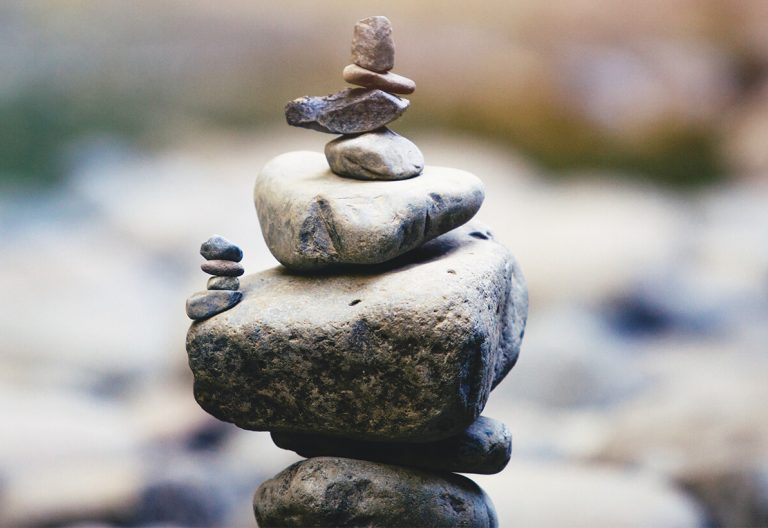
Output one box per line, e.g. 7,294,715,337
185,235,244,321
185,15,528,528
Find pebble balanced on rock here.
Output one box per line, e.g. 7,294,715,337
185,235,244,321
185,16,528,528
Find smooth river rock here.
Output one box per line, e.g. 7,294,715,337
200,235,243,262
272,416,512,475
253,457,498,528
325,127,424,181
351,16,395,73
185,290,242,321
343,64,415,94
254,151,483,270
186,223,528,441
206,276,239,291
200,260,244,277
285,88,409,134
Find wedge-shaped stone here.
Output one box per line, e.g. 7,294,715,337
254,151,484,270
186,224,528,441
272,416,512,475
254,457,498,528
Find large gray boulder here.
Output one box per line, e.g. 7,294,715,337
186,224,528,441
253,457,498,528
254,151,484,271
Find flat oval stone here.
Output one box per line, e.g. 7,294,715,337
325,127,424,181
272,416,512,475
285,88,409,134
351,16,395,73
200,260,244,277
200,235,242,262
254,151,484,270
207,276,239,291
186,224,528,441
343,64,415,94
254,457,498,528
185,290,242,321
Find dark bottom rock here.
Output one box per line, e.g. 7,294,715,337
254,457,497,528
185,290,242,320
271,416,511,475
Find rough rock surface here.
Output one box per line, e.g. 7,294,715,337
185,290,242,321
200,235,243,262
186,224,528,441
200,260,244,277
272,416,512,475
254,457,498,528
325,127,424,181
343,64,415,94
254,151,483,270
285,88,408,134
351,16,395,73
207,276,239,291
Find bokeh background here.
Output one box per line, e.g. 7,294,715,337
1,1,767,527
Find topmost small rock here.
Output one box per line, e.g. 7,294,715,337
200,235,243,262
352,16,395,73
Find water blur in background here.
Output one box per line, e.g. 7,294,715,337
1,1,767,527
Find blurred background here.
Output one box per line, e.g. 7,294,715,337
1,1,767,526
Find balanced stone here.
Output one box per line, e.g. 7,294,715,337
254,151,483,270
200,260,244,277
351,16,395,73
254,457,498,528
343,64,415,94
200,235,243,262
325,127,424,181
272,416,512,475
187,223,528,441
207,276,240,291
285,88,408,134
185,290,242,321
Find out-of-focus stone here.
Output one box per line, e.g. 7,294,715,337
253,457,498,528
254,151,483,270
325,127,424,181
285,88,408,134
272,416,511,475
199,235,243,262
200,260,243,277
343,64,415,94
206,276,239,291
351,16,395,73
186,224,528,441
185,290,242,320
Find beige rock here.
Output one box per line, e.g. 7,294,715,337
343,64,415,94
351,16,395,73
325,127,424,181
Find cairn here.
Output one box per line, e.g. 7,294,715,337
186,235,244,320
185,15,528,527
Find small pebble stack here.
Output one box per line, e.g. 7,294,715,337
185,235,244,321
185,16,529,528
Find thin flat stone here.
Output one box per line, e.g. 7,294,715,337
185,290,242,321
254,151,482,270
200,260,244,277
254,457,498,528
343,64,415,94
325,127,424,181
207,276,239,291
272,416,512,475
200,235,243,262
186,224,528,441
285,88,408,134
351,16,395,73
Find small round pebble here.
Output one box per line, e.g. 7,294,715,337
201,260,244,277
207,276,240,291
325,127,424,180
200,235,243,262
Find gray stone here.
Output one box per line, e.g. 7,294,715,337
325,127,424,181
200,260,244,277
285,88,409,134
272,416,512,475
254,151,483,270
253,457,498,528
200,235,243,262
343,64,415,94
207,276,239,291
185,290,242,320
351,16,395,73
186,224,528,441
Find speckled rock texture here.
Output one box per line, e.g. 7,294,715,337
325,127,424,181
253,457,498,528
206,276,239,291
343,64,415,94
285,88,408,135
254,151,484,270
271,416,512,475
186,223,528,441
351,16,395,73
185,290,242,321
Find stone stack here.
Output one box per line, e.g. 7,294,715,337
185,235,244,321
185,15,528,528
